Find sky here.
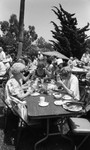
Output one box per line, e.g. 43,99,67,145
0,0,90,42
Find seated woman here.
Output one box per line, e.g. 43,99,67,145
31,61,51,81
56,66,80,101
5,62,32,121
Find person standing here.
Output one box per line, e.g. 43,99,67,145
81,48,90,65
0,47,6,61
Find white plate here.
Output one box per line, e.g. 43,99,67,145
54,100,63,105
31,92,40,96
54,100,72,106
39,102,49,107
62,95,72,100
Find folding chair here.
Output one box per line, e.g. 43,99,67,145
1,85,20,132
69,117,90,150
1,82,42,150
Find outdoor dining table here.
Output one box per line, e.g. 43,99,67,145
71,66,88,74
71,66,88,80
26,93,84,150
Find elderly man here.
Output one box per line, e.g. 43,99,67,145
57,66,80,101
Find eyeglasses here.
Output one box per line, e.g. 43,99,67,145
20,70,25,73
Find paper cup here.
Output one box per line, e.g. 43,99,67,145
39,96,45,103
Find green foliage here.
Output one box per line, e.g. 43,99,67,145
85,39,90,49
0,14,38,58
50,4,90,59
23,26,38,52
36,36,53,51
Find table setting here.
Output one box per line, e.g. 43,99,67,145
24,78,86,150
53,92,84,112
24,78,85,114
28,78,58,95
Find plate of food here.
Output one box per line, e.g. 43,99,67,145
63,102,83,112
31,92,40,96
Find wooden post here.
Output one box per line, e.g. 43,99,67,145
17,0,25,59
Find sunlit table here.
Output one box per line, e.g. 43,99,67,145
71,66,88,80
71,67,87,73
26,93,84,150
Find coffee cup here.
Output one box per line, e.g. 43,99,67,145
39,96,45,104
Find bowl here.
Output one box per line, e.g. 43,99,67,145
53,93,62,99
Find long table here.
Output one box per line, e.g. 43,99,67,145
26,94,81,118
26,94,84,150
71,66,87,73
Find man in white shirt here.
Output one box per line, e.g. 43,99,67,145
57,66,80,100
0,47,6,61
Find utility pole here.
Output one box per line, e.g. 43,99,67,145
17,0,25,59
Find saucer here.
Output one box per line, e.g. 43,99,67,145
31,92,40,96
39,102,49,107
54,100,63,105
54,100,72,105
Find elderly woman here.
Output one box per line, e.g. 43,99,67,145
5,62,32,121
57,66,80,101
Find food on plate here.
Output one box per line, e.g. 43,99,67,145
47,83,58,90
63,102,82,112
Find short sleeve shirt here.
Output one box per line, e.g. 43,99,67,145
63,74,80,100
5,78,24,104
